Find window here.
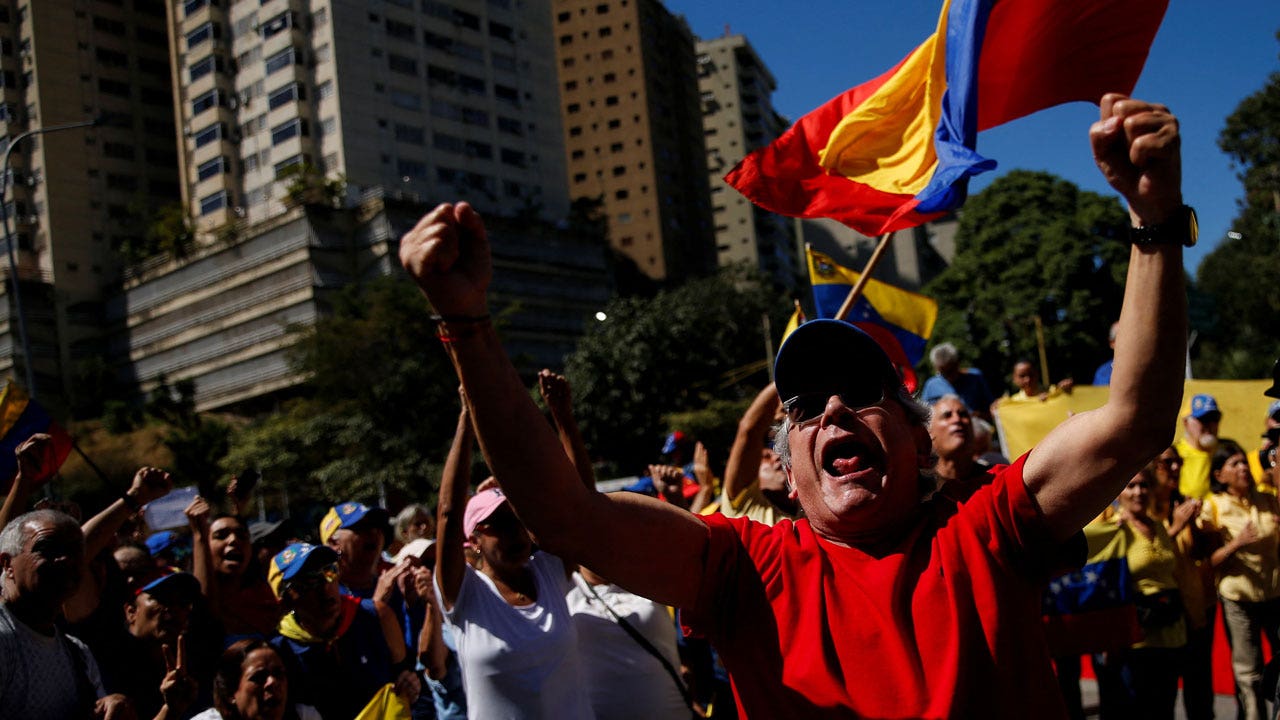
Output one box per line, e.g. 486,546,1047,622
559,35,572,46
271,118,308,145
567,103,581,114
395,123,425,145
500,148,525,167
434,132,464,153
273,154,307,178
605,95,619,106
388,54,417,76
492,53,516,72
320,117,336,136
197,156,226,181
598,27,612,38
464,140,492,159
398,159,427,179
191,89,220,115
95,48,128,68
494,84,518,104
489,22,514,42
199,190,227,215
497,117,523,136
189,55,222,81
260,11,294,39
267,82,305,110
265,47,297,75
99,78,132,98
184,0,208,15
194,123,224,148
186,22,217,49
389,88,419,110
452,9,480,30
317,80,335,99
385,18,414,41
102,142,135,160
93,16,127,36
612,165,626,176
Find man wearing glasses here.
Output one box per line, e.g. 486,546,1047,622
269,543,419,718
399,95,1189,716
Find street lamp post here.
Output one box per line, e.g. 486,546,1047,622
1,117,96,397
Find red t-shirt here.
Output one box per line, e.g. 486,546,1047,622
683,454,1066,719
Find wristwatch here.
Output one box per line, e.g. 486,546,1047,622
1129,204,1198,247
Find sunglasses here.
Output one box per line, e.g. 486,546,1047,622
287,563,339,594
784,386,885,427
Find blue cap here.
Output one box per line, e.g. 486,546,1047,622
268,542,338,597
319,501,389,544
1268,400,1280,421
774,319,899,405
134,568,200,603
1189,394,1221,421
145,530,185,557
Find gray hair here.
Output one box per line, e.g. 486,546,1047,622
394,503,433,543
0,509,81,558
773,385,930,469
929,343,959,370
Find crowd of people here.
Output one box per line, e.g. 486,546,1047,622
0,97,1272,719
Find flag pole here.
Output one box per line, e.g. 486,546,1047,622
1033,315,1050,390
70,439,114,488
834,232,893,321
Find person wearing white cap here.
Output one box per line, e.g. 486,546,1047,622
434,402,592,719
400,95,1191,716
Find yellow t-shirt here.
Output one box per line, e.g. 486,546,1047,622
1199,491,1280,602
718,483,795,527
1083,517,1187,649
1175,437,1214,500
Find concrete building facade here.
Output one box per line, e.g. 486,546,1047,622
696,34,798,291
553,0,715,282
0,0,180,408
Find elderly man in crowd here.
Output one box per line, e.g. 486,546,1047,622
397,94,1190,717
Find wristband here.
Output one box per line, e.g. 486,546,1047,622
429,313,490,324
120,493,141,511
435,316,492,343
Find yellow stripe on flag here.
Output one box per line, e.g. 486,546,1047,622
0,383,30,437
805,248,938,338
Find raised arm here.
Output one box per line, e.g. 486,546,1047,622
722,384,780,508
402,203,707,609
184,496,214,597
1,434,59,529
81,467,173,560
538,369,595,490
435,402,475,611
1024,95,1188,541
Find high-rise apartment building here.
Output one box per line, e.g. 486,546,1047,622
0,0,180,409
553,0,715,282
169,0,568,232
696,34,798,291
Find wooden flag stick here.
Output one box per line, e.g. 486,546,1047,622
1033,315,1051,390
834,232,893,321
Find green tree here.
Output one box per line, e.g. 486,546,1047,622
564,271,789,474
223,276,458,508
1194,53,1280,378
924,170,1131,392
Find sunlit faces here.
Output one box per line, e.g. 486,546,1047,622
758,448,787,493
6,520,84,603
126,590,192,644
210,517,250,577
233,648,290,720
785,392,927,541
1216,452,1252,495
1012,362,1037,394
327,525,384,584
1120,473,1152,515
1153,448,1181,494
928,397,973,460
470,504,533,570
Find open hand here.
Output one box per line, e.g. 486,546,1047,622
399,202,491,317
692,442,713,489
94,694,136,720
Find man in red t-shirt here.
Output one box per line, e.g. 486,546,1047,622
397,95,1190,718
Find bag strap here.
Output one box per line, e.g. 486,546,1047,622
576,575,696,711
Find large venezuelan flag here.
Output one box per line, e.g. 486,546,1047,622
0,383,72,487
807,248,937,392
726,0,1169,236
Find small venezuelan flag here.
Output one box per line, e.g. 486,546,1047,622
807,248,937,392
0,383,72,487
726,0,1169,236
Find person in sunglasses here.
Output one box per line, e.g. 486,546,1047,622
399,94,1189,717
267,542,419,719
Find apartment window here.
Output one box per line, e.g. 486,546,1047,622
265,47,297,75
598,27,612,38
461,107,488,127
191,89,220,115
271,118,308,145
197,156,227,181
194,123,224,148
184,0,209,15
612,165,626,176
572,172,586,183
398,159,427,179
233,12,258,38
388,54,417,76
489,22,514,42
568,126,582,137
99,78,132,98
261,11,295,39
605,95,619,106
557,11,570,22
494,84,518,105
313,7,328,26
189,55,223,81
500,149,525,167
320,117,336,136
273,154,307,178
566,103,581,115
199,190,227,215
394,123,425,145
597,3,610,12
267,82,305,110
318,80,335,100
93,16,127,36
389,88,420,111
610,142,623,152
559,35,572,46
244,154,259,173
386,18,414,41
492,53,516,72
497,117,522,136
607,119,621,129
570,149,584,160
615,189,629,200
95,48,128,68
452,9,480,30
186,22,217,49
314,44,332,63
421,0,452,20
603,72,616,83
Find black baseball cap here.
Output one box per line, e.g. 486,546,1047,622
774,319,901,405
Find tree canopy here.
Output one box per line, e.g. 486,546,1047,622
564,270,789,474
1194,50,1280,379
924,170,1132,392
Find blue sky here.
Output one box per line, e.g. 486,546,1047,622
668,1,1279,275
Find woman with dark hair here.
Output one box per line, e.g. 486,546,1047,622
191,639,319,720
1198,439,1280,720
186,497,281,641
